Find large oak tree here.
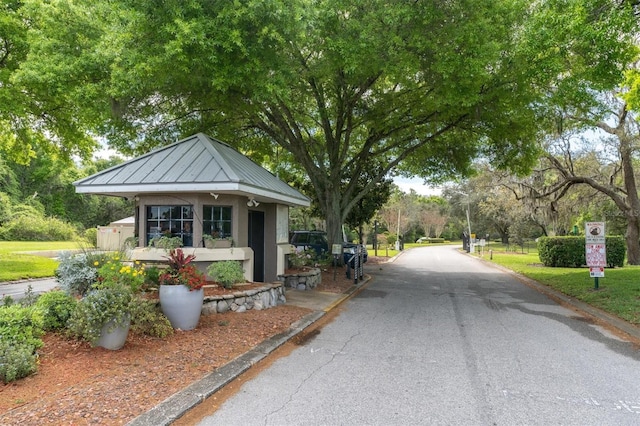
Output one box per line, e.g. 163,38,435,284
10,0,637,246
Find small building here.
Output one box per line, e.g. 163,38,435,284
74,133,310,282
97,216,135,251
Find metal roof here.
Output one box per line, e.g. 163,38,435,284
74,133,310,207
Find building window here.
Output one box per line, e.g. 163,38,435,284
203,205,232,239
146,205,193,246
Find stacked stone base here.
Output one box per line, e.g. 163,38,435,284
201,283,286,314
277,268,321,291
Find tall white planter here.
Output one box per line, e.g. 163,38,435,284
159,285,204,330
96,315,131,350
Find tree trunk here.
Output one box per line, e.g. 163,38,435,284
625,214,640,265
619,119,640,265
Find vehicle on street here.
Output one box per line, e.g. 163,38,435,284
289,231,329,256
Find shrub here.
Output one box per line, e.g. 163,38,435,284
55,251,98,296
0,304,44,382
144,265,161,287
84,227,98,247
605,236,625,267
129,299,174,338
0,305,44,350
0,339,38,383
34,291,78,331
207,260,245,289
94,255,146,293
0,214,78,241
538,237,586,267
66,284,134,346
289,247,331,268
538,236,626,268
289,248,316,268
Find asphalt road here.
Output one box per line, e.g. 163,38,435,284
0,277,58,301
195,245,640,426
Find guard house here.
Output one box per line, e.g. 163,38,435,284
74,133,310,282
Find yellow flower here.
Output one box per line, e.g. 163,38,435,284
93,261,99,266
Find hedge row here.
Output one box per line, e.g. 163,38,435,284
537,236,625,268
0,215,79,241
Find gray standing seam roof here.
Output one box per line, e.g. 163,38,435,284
74,133,310,207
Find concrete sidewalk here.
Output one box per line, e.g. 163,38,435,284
127,279,370,426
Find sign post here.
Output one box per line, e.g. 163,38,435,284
331,244,342,281
585,222,606,289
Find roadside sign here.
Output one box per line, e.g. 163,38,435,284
331,244,342,255
585,222,605,244
586,243,606,267
585,222,606,289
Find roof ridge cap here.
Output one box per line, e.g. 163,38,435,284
196,134,241,181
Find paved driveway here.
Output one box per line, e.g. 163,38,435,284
196,245,640,425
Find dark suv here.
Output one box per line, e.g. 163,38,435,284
289,231,329,256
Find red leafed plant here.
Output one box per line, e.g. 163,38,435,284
164,248,196,270
159,249,206,291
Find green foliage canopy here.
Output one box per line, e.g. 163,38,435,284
10,0,639,246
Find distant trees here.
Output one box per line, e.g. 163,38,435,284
0,152,132,240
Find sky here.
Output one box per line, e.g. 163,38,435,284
393,176,442,196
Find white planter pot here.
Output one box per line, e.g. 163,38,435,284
96,315,130,350
159,285,204,330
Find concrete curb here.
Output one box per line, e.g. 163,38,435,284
127,276,372,426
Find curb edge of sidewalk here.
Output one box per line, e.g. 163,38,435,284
127,275,374,426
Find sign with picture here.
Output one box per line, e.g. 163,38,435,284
585,222,605,244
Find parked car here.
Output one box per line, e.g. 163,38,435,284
289,231,329,256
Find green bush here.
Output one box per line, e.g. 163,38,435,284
144,265,162,287
0,214,78,241
0,305,44,383
129,299,174,338
34,291,78,331
0,339,38,383
605,236,626,267
66,284,133,346
538,236,626,268
207,260,245,289
84,227,98,247
0,305,45,349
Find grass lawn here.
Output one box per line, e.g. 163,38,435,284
0,241,85,282
477,247,640,325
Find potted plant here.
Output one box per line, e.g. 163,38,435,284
149,235,183,250
207,260,245,289
158,249,207,330
203,232,233,248
67,282,134,350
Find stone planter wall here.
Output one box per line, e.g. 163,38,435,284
277,268,321,291
201,283,286,314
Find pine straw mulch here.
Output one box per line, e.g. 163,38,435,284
0,260,387,426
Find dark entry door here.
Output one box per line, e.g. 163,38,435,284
248,211,265,282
